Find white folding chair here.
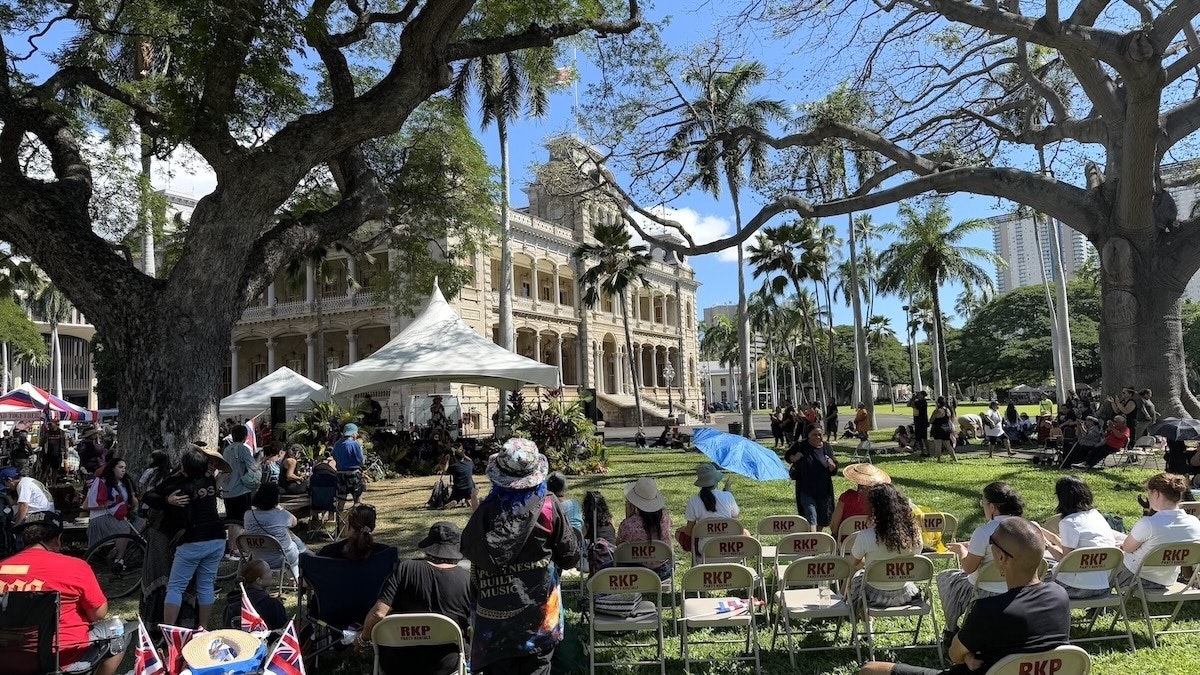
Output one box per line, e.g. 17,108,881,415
984,645,1091,675
850,440,872,463
771,532,837,605
769,554,858,666
1120,541,1200,647
858,555,943,663
1180,501,1200,519
235,533,299,594
839,531,860,558
756,514,811,561
587,566,665,675
370,613,467,675
1047,546,1134,648
699,535,767,617
837,515,870,546
679,563,761,674
1124,435,1164,470
920,512,958,567
615,540,677,632
692,517,743,565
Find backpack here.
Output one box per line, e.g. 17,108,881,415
426,477,450,510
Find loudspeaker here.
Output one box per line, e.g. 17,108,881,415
270,396,287,433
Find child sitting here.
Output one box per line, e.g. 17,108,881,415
223,559,287,631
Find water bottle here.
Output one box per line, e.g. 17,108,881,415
107,617,124,638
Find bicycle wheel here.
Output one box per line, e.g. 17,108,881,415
85,533,147,600
216,552,241,582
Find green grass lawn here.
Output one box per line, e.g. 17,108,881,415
110,444,1198,674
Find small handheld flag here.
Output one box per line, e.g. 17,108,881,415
133,620,165,675
263,619,305,675
240,583,269,635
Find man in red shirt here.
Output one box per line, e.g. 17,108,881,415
0,511,127,675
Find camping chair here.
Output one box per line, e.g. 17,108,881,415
769,554,857,666
1037,426,1064,465
836,515,869,546
699,535,767,617
850,440,872,464
770,532,836,612
858,555,943,664
692,516,743,565
297,548,400,664
1120,541,1200,647
308,471,343,541
0,591,61,675
679,563,761,675
371,614,466,675
984,645,1091,675
235,533,299,594
756,515,811,561
615,540,677,632
586,567,666,675
1046,546,1134,648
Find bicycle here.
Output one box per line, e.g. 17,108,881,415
85,519,240,599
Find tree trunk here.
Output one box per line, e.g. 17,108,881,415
927,283,944,399
619,291,644,428
731,191,753,437
822,276,836,407
496,119,515,431
847,213,874,429
1048,218,1076,396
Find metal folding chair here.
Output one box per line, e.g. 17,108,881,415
920,512,958,567
836,515,869,547
756,515,811,561
235,533,299,594
587,567,666,675
692,516,743,565
1046,546,1134,648
1120,541,1200,647
679,563,761,675
770,532,837,614
371,613,467,675
769,554,857,666
984,645,1091,675
615,540,677,632
857,555,943,663
699,535,768,617
850,440,872,463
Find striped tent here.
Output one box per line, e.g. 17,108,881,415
0,382,96,421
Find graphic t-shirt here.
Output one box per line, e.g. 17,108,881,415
954,582,1070,675
0,548,107,667
375,560,471,675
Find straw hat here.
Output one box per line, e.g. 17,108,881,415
182,629,264,671
192,442,231,473
694,462,724,488
624,477,667,512
843,463,891,487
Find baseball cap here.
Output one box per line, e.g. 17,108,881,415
14,510,64,534
0,466,20,481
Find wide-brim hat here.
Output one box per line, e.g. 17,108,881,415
624,477,667,512
82,427,101,439
418,521,463,561
694,462,724,488
182,630,264,670
193,442,231,473
486,438,548,489
843,463,891,487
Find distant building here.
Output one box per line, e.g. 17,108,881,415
991,213,1093,294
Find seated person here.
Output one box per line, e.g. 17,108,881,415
279,444,309,495
1115,472,1200,591
1,466,55,525
224,559,288,631
1039,476,1118,599
1082,415,1131,468
1063,416,1103,466
243,483,307,579
617,478,673,579
319,504,391,560
634,428,647,448
859,517,1070,675
650,423,673,448
0,511,128,675
444,447,477,510
891,426,911,452
362,522,471,675
842,420,858,439
547,472,584,533
848,484,922,611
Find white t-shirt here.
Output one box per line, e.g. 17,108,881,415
16,476,54,517
1057,509,1118,590
982,409,1005,438
1124,509,1200,587
686,490,740,550
967,515,1011,594
852,527,923,590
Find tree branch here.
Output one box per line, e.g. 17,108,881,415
446,0,642,61
927,0,1126,65
1017,39,1069,122
1152,0,1200,50
1163,95,1200,147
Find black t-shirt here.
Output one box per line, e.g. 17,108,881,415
912,398,929,426
446,460,475,493
954,582,1070,674
376,560,471,675
317,540,391,560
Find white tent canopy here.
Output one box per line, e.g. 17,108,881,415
328,283,561,398
219,366,330,419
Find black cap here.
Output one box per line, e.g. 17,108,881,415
15,510,64,534
418,521,463,561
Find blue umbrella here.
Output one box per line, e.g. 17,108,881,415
691,427,791,482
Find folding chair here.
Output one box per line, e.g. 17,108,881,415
298,548,400,665
1046,546,1134,648
692,517,743,564
1120,541,1200,647
236,533,299,594
308,471,343,541
770,532,837,606
858,555,943,664
769,554,857,666
920,512,958,567
1124,436,1164,470
839,532,860,558
756,515,811,561
587,567,666,675
836,515,869,546
1179,501,1200,519
699,535,768,616
0,591,61,675
984,644,1091,675
371,613,467,675
615,540,677,632
850,440,872,463
679,563,761,674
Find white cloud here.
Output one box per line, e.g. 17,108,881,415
632,206,745,263
151,144,217,198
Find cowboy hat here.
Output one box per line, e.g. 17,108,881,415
624,477,667,512
486,438,548,489
82,427,101,439
694,462,724,488
843,463,891,487
182,630,265,672
193,442,231,473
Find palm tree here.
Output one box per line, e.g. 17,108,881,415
670,60,787,436
21,269,73,398
955,283,993,321
747,287,780,408
452,49,557,415
866,315,898,410
879,200,1002,397
573,221,653,427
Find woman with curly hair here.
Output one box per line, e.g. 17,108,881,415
582,490,616,546
847,483,923,609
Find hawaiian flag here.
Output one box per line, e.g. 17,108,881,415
158,623,205,675
264,619,305,675
244,418,258,454
133,620,165,675
240,583,269,634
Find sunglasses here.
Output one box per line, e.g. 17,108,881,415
988,535,1013,559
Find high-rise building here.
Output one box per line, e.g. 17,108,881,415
991,213,1094,294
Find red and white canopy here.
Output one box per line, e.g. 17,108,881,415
0,382,96,421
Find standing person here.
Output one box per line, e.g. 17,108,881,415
824,400,839,437
1003,402,1022,444
617,477,673,579
781,400,797,445
1039,475,1118,599
361,522,472,675
1108,388,1136,432
38,419,66,484
445,447,479,509
1115,472,1200,591
546,472,582,531
137,450,173,497
770,407,784,449
461,439,580,675
76,427,105,475
8,429,34,476
1038,392,1055,418
805,402,819,437
929,396,957,462
936,481,1026,639
2,465,54,525
981,400,1012,457
1134,389,1159,440
847,483,923,611
908,391,929,456
221,424,257,561
332,422,365,505
0,512,129,675
831,463,890,538
84,458,139,550
143,445,231,628
243,483,307,580
785,427,839,531
859,518,1070,675
853,402,870,439
361,392,385,427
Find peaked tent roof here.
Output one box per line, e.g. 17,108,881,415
0,382,95,421
327,283,561,397
220,366,330,419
